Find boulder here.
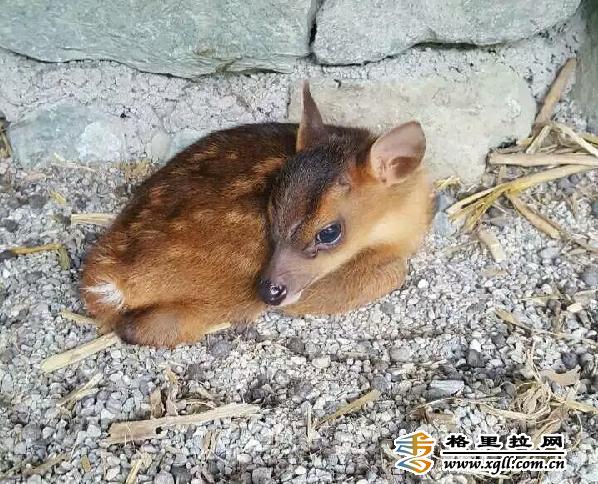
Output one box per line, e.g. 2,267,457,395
8,103,126,166
574,0,598,131
288,66,536,184
0,0,317,78
314,0,581,64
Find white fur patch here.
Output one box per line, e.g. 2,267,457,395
86,281,125,309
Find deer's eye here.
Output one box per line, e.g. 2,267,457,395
315,222,342,246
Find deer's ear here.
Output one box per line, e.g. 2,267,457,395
296,81,326,151
368,121,426,186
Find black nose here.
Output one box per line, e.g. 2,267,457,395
258,279,287,305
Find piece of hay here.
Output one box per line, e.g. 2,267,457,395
150,388,165,419
505,193,561,239
477,229,506,262
22,454,68,477
526,124,553,154
10,243,63,255
488,152,598,167
41,333,121,374
480,403,548,422
80,455,92,474
552,122,598,158
184,398,216,412
70,213,116,226
164,367,179,417
124,454,151,484
306,404,315,443
59,310,96,326
57,374,103,407
580,131,598,145
434,175,461,190
42,322,231,374
57,246,71,270
202,429,220,459
8,243,71,270
0,123,12,158
534,58,577,127
566,302,584,314
104,403,259,444
495,309,597,348
540,368,580,387
314,389,381,429
448,164,595,230
50,191,68,205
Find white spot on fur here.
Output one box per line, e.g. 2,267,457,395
86,281,124,309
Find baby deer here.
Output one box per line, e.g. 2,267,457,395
81,82,432,347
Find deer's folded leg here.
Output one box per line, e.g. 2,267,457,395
114,302,218,348
282,248,407,316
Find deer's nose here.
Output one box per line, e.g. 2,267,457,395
258,279,287,305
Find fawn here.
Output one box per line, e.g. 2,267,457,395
81,82,432,347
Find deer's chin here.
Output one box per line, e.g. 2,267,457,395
278,290,303,307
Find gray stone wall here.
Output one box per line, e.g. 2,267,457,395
0,0,318,77
574,0,598,131
0,0,592,182
314,0,581,64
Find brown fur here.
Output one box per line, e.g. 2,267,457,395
81,84,433,347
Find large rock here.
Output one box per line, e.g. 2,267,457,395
8,103,126,166
574,0,598,131
0,0,317,78
314,0,581,64
288,66,536,184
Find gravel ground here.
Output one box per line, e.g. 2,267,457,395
0,145,597,483
0,13,597,481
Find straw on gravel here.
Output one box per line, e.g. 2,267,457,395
70,213,116,226
533,57,576,127
124,454,151,484
477,229,506,262
41,333,121,373
104,403,260,444
449,57,598,237
495,308,598,348
57,374,103,407
314,389,381,429
41,318,232,373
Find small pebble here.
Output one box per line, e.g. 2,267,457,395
1,219,18,232
466,349,484,368
209,340,231,358
27,193,48,210
370,375,390,393
105,467,120,481
252,467,272,484
390,345,412,363
237,453,252,465
171,466,191,484
0,250,16,261
312,356,331,369
539,247,560,259
86,424,101,438
581,266,598,287
286,337,305,354
154,473,175,484
561,352,578,370
428,380,465,398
